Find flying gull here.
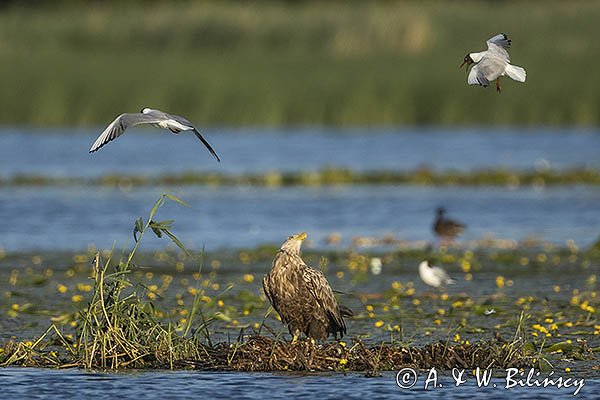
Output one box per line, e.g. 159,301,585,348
89,108,220,161
461,33,526,92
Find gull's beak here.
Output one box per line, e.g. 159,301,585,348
460,60,467,69
297,232,308,241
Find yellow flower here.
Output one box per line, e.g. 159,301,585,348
495,276,505,289
339,341,346,347
374,320,384,328
217,300,224,307
461,260,471,273
440,293,449,301
57,284,68,294
76,283,93,292
365,305,374,312
553,285,561,293
565,367,571,372
243,274,254,283
412,298,421,306
71,295,84,303
339,358,348,366
453,333,460,342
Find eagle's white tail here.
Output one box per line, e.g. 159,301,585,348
505,64,526,82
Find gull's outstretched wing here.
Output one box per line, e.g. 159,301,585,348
145,110,221,162
468,57,507,87
89,113,163,153
486,33,511,62
191,128,221,162
467,64,489,87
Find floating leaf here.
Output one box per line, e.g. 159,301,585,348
545,341,574,353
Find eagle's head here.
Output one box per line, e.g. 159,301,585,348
280,232,307,254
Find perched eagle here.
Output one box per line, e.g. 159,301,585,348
263,232,352,341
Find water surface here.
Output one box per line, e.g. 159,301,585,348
0,368,594,399
1,127,598,178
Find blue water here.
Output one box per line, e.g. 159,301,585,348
0,368,595,399
2,127,600,397
1,127,600,252
1,184,599,252
1,127,599,178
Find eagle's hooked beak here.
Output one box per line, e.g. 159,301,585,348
297,232,308,241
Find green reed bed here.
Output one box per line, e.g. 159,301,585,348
2,167,600,188
0,1,599,126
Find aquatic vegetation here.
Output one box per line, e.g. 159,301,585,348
2,167,600,188
1,196,599,372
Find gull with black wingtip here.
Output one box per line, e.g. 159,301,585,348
461,33,526,93
89,108,220,161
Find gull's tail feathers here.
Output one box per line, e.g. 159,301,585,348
505,64,526,82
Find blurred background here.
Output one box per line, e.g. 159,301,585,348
0,0,599,252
